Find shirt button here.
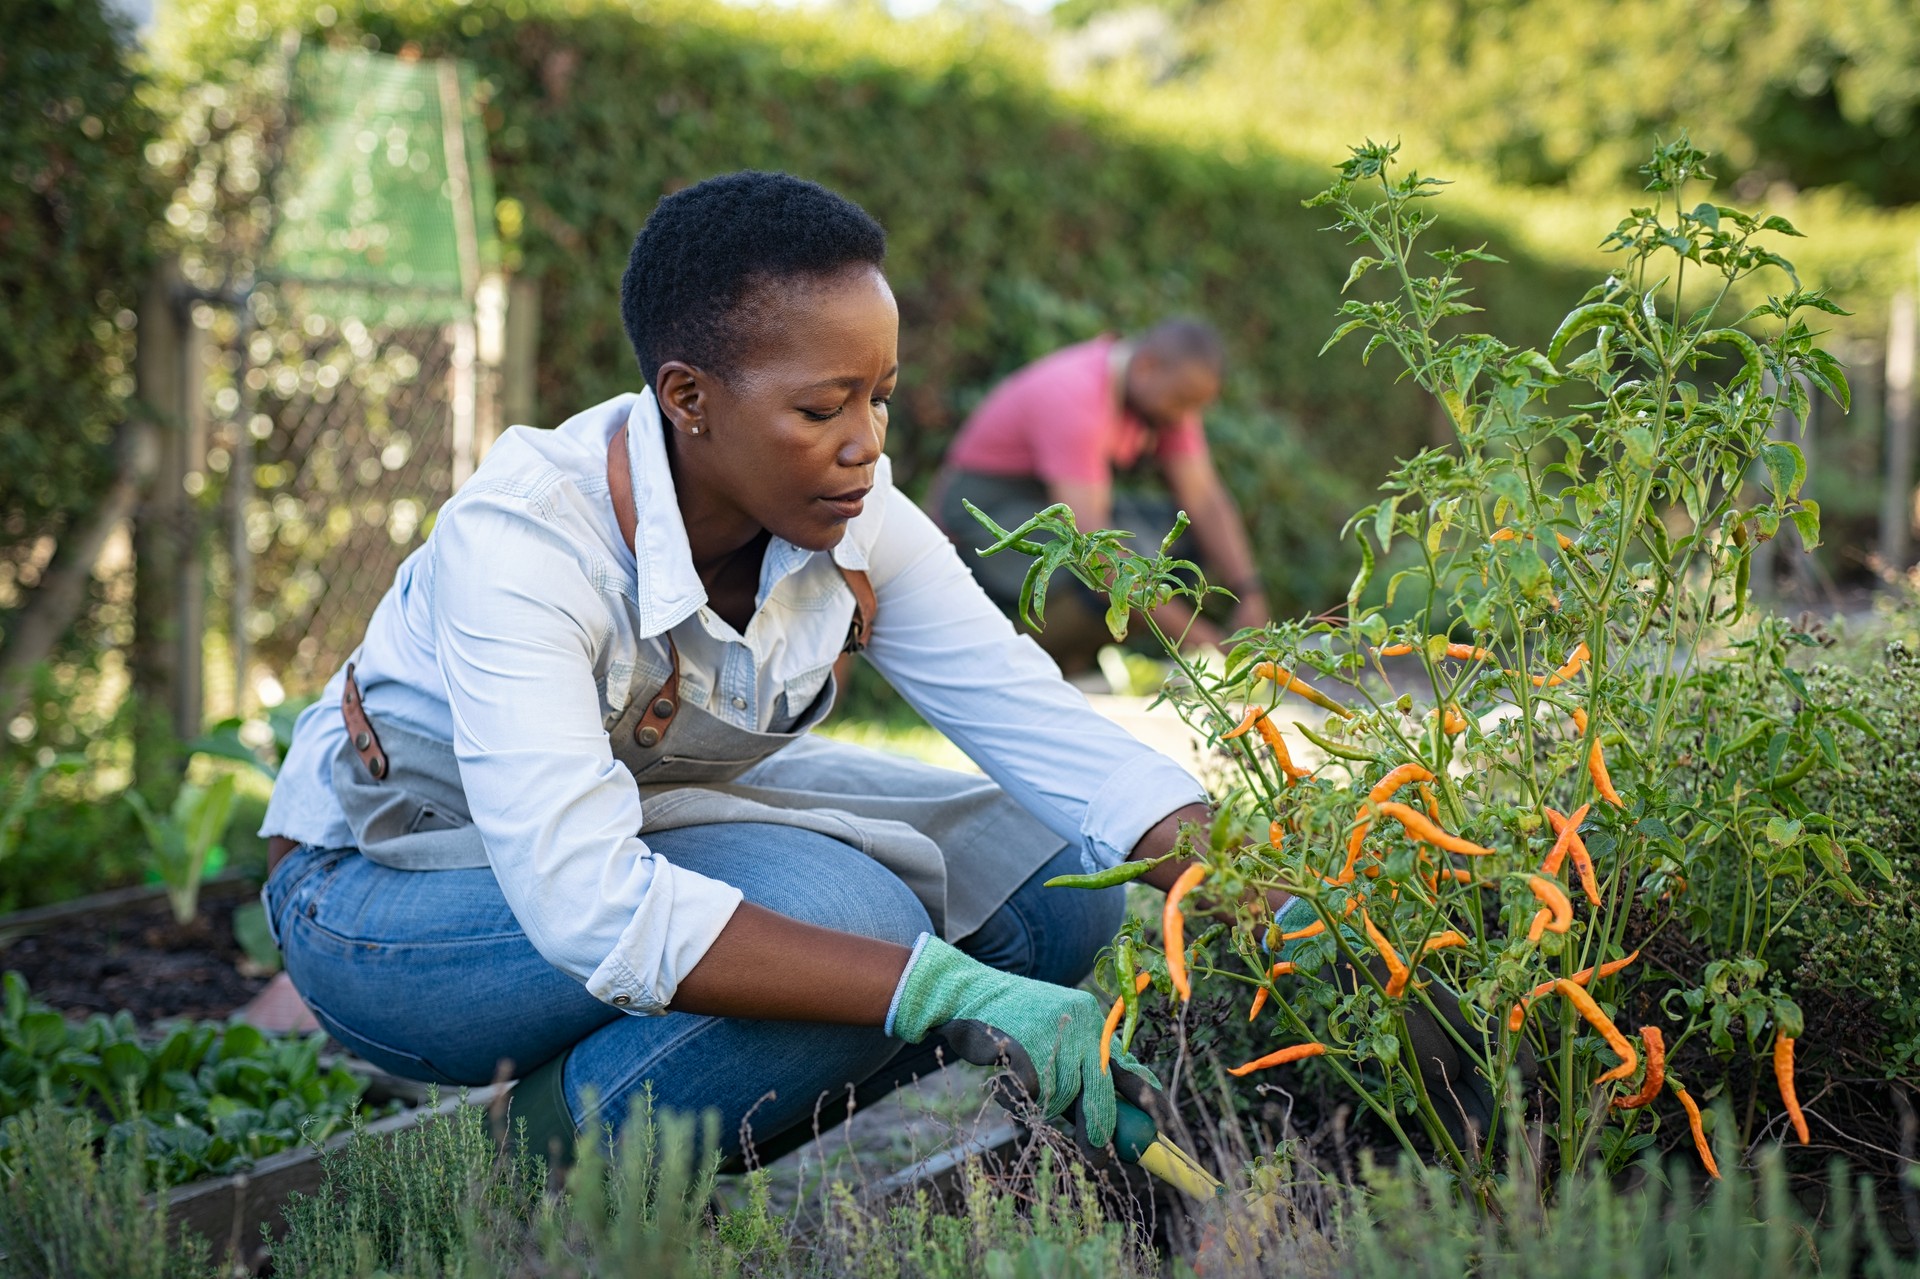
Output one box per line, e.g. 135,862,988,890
731,695,748,710
612,995,631,1007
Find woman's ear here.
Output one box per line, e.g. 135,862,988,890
655,362,708,436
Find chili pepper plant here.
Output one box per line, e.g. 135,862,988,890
969,138,1878,1202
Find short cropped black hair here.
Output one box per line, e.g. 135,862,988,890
620,171,888,391
1138,317,1225,372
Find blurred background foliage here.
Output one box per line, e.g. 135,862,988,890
6,0,1920,908
155,0,1621,618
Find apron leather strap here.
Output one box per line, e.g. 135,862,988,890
342,662,388,779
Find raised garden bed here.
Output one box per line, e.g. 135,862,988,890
0,876,269,1024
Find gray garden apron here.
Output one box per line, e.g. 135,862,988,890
327,556,1066,941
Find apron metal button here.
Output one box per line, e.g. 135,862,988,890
353,730,371,751
635,725,661,748
367,755,386,779
652,697,675,719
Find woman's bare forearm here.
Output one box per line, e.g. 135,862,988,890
668,902,911,1023
1130,801,1292,914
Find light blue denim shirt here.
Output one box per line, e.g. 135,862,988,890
262,390,1205,1014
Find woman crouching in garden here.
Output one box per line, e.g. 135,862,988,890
257,171,1204,1166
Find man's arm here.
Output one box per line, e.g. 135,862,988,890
1162,452,1269,630
1044,477,1113,533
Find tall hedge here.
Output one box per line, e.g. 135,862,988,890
0,0,160,562
164,0,1594,611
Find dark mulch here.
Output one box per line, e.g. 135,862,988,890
0,879,270,1024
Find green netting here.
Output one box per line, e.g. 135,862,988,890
270,47,498,324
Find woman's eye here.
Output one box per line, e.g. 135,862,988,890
872,395,892,409
798,407,841,422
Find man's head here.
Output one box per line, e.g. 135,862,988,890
620,172,897,553
1124,318,1224,430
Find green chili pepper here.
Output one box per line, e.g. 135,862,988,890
1115,937,1142,1052
1043,849,1176,890
1295,720,1379,763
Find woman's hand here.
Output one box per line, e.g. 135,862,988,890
888,936,1164,1149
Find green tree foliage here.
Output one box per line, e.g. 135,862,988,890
161,0,1599,614
1081,0,1920,208
0,0,161,557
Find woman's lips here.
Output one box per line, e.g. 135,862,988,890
820,487,870,519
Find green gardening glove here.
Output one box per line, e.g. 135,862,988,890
888,935,1164,1150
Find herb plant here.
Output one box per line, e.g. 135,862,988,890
971,139,1869,1199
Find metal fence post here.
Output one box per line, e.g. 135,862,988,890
503,275,539,431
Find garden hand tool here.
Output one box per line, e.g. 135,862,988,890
890,935,1165,1150
1107,1098,1222,1200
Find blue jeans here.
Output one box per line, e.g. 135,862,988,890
264,823,1123,1163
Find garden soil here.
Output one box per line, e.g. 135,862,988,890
0,883,269,1023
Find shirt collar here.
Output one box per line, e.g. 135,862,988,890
620,389,883,638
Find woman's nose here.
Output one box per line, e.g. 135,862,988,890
839,408,884,465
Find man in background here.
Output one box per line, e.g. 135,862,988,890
936,319,1268,674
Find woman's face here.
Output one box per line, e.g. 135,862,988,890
656,266,899,555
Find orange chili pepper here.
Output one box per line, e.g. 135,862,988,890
1369,762,1436,805
1378,643,1414,656
1376,801,1495,857
1508,949,1640,1031
1553,979,1638,1084
1526,875,1573,942
1434,704,1469,735
1099,970,1154,1074
1419,783,1440,822
1540,803,1591,876
1279,918,1325,942
1246,961,1298,1021
1533,641,1591,688
1227,1041,1327,1077
1570,706,1589,735
1222,706,1265,740
1674,1086,1721,1178
1422,930,1469,952
1775,1034,1809,1145
1490,527,1520,542
1269,819,1285,851
1590,737,1625,808
1545,804,1602,906
1363,910,1411,996
1255,714,1312,781
1555,532,1576,551
1438,867,1476,883
1164,864,1207,1002
1444,643,1496,662
1331,811,1371,884
1252,662,1353,719
1611,1026,1666,1109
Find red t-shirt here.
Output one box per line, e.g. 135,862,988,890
946,336,1209,485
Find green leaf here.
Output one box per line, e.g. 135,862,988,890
1789,500,1820,550
1374,494,1398,555
1763,441,1807,502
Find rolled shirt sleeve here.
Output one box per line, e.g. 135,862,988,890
429,497,743,1014
861,489,1206,873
